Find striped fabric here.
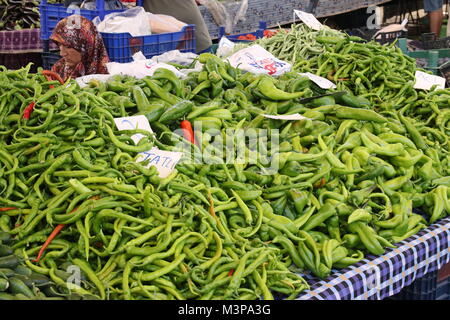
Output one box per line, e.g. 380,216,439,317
296,217,450,300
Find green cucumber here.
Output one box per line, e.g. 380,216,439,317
0,255,19,269
0,244,13,257
8,277,35,298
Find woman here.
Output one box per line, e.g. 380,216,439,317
50,15,110,81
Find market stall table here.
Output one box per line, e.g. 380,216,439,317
296,217,450,300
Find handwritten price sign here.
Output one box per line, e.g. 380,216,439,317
293,10,323,31
137,148,183,178
113,115,153,145
414,71,445,90
113,116,181,178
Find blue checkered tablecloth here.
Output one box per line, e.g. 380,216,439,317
296,217,450,300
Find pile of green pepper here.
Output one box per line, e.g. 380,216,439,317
0,43,449,300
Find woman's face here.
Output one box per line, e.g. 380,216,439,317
59,44,82,67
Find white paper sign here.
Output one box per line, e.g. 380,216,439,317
136,147,183,178
298,72,336,89
414,71,446,90
294,10,323,31
226,45,291,76
114,115,153,145
263,113,310,121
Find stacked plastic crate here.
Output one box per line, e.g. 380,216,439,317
40,0,196,69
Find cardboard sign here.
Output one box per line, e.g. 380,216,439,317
136,147,183,178
294,10,323,31
114,115,153,145
414,71,446,90
298,72,336,89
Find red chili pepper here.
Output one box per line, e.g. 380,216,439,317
0,207,17,212
228,269,235,277
23,101,35,120
32,223,66,263
32,195,100,263
180,120,198,147
42,70,64,85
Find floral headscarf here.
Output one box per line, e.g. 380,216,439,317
50,15,109,81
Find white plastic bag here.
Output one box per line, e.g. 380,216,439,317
75,74,113,88
216,37,235,58
226,45,291,76
147,13,186,34
233,0,248,29
150,50,198,66
198,0,248,34
93,7,152,37
197,0,231,33
106,51,187,79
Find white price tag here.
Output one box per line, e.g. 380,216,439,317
113,115,153,145
136,147,183,178
294,10,323,31
298,72,337,89
414,71,446,90
262,113,309,121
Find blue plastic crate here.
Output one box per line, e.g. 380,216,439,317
39,0,143,40
42,51,61,70
389,270,438,300
436,277,450,300
100,25,196,63
41,40,60,70
218,21,267,43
